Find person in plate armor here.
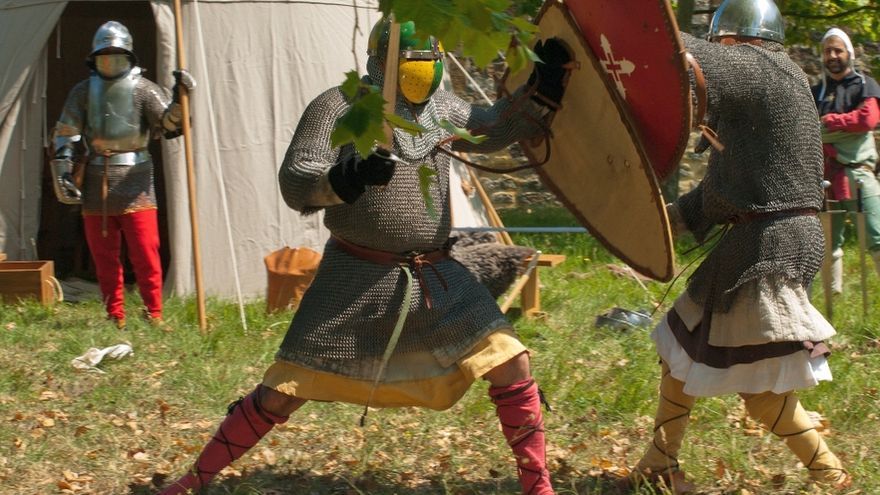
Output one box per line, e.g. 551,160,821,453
619,0,850,492
160,18,571,495
812,28,880,294
51,21,194,330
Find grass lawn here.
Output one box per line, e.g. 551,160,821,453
0,206,877,494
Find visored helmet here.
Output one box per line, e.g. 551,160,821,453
708,0,785,44
368,18,444,104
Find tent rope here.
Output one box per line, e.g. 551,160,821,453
192,0,249,331
446,52,494,105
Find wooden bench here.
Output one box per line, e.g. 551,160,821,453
520,253,566,317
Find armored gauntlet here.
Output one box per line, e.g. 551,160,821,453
328,149,397,203
163,69,197,137
50,158,82,205
171,69,196,103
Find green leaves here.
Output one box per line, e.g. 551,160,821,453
385,113,427,136
331,1,540,164
330,71,386,156
506,43,539,76
418,164,438,219
330,93,386,157
437,119,488,144
380,0,538,70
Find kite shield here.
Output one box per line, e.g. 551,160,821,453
503,1,686,281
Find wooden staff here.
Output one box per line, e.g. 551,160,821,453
819,180,834,318
856,179,869,317
173,0,207,331
381,17,401,147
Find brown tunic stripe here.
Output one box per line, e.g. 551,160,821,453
666,309,829,369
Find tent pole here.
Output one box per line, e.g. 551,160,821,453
173,0,208,332
467,167,513,246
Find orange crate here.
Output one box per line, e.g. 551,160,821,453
0,261,56,306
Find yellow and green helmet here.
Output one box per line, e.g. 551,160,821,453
368,18,444,104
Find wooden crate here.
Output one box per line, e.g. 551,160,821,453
0,261,56,306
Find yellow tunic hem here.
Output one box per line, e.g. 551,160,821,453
262,328,526,411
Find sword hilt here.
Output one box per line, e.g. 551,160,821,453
821,179,831,212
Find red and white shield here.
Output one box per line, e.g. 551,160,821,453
503,1,689,281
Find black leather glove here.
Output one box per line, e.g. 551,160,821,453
328,149,397,203
172,69,196,103
527,38,571,108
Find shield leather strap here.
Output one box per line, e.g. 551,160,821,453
685,52,707,129
685,52,725,152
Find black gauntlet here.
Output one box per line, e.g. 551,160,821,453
328,149,396,204
527,38,572,108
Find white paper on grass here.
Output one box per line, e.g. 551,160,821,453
71,344,134,373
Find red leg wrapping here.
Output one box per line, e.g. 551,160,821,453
161,385,288,494
490,379,553,495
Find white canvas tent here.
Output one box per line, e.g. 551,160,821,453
0,0,492,302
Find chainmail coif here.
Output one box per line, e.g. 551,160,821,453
677,33,825,312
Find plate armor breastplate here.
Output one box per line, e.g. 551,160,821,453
87,68,150,154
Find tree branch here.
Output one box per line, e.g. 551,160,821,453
783,5,879,20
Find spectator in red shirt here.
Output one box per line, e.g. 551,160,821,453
812,27,880,294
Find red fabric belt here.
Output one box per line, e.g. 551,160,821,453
330,236,449,309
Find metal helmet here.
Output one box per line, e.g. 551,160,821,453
708,0,785,44
89,21,135,58
368,18,444,104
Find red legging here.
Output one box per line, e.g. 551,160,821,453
82,210,162,320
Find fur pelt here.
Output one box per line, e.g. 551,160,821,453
450,232,535,298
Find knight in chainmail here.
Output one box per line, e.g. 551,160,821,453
50,21,194,330
813,28,880,294
161,19,570,495
620,1,850,492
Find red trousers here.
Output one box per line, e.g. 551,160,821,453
83,210,162,320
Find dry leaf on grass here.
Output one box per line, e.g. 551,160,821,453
806,410,830,435
715,458,726,479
